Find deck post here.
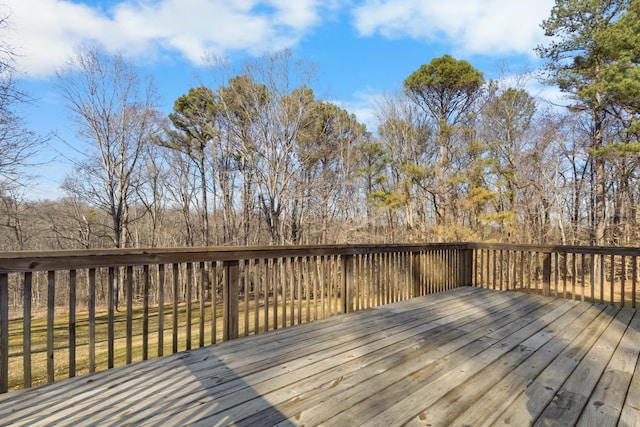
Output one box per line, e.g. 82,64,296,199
458,247,474,287
412,252,421,297
223,260,240,341
342,254,354,313
543,252,551,297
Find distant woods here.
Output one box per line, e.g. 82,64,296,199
1,0,639,251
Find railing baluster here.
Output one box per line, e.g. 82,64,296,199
440,250,445,291
478,249,483,288
492,250,497,291
303,257,315,323
543,253,551,298
69,270,76,377
559,253,564,297
143,264,149,360
633,256,637,309
244,260,250,336
427,249,436,294
1,273,9,393
498,249,504,291
378,253,384,303
510,250,516,291
360,254,373,309
382,252,386,303
389,252,401,302
518,251,524,292
199,262,206,346
334,255,340,314
389,252,395,302
172,263,179,353
403,251,408,298
353,254,357,306
272,258,278,330
580,254,586,303
254,259,260,335
553,253,559,298
211,261,218,344
621,255,626,307
186,262,192,350
288,257,294,326
88,268,96,373
376,253,382,303
281,258,287,327
262,259,268,333
398,251,402,299
223,260,239,341
312,256,319,319
411,252,418,298
420,251,426,294
392,252,396,296
107,267,116,369
420,251,425,294
47,270,55,382
297,257,302,324
158,264,165,356
126,265,133,365
486,249,490,289
319,256,325,317
600,254,605,305
23,272,32,389
590,254,595,303
343,254,354,313
631,255,638,308
439,250,444,291
571,253,577,300
610,255,615,305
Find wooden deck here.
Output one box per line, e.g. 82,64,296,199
1,286,639,426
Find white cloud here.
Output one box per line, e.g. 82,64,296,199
5,0,110,77
3,0,330,78
352,0,555,57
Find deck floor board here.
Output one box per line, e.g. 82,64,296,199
0,287,638,427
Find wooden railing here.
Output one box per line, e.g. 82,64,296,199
469,243,640,308
2,242,638,394
0,243,471,393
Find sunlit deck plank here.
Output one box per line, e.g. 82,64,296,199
534,308,634,426
575,312,640,427
357,298,577,427
442,302,607,426
619,325,640,427
403,298,594,426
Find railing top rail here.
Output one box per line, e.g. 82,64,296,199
2,241,638,273
0,243,469,273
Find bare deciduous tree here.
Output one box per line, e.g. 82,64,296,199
56,46,162,249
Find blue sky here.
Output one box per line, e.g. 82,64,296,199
5,0,559,199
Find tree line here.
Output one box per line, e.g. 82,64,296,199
0,0,639,251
